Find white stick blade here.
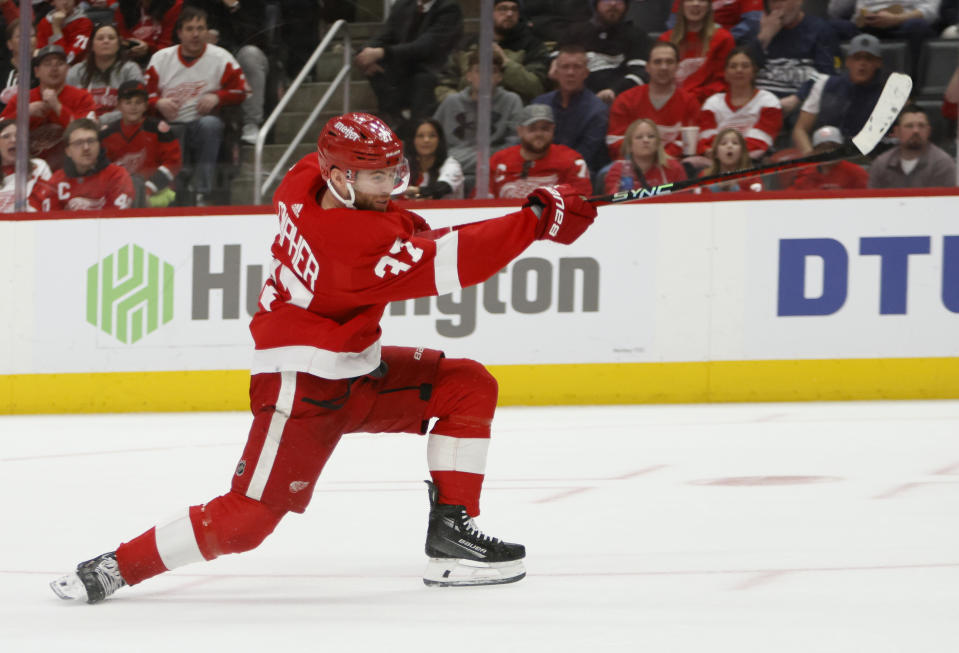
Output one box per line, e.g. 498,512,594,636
851,72,913,156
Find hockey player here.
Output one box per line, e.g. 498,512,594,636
29,117,134,211
50,112,598,603
100,80,182,207
489,104,593,199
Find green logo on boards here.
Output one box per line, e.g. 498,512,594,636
86,244,174,344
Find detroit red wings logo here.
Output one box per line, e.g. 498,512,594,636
165,81,207,105
116,150,147,175
65,196,107,211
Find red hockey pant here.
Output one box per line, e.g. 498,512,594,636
116,347,499,586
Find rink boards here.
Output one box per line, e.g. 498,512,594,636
2,190,958,413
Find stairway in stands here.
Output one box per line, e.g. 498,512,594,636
231,0,482,206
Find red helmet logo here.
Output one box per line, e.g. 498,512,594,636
316,113,403,179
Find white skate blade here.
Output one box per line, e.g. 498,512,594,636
50,572,89,602
423,557,526,587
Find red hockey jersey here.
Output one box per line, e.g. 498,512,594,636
788,161,868,191
30,155,134,211
249,153,540,379
145,43,249,123
697,89,782,157
607,85,700,160
604,158,687,193
100,117,182,193
659,28,734,105
488,144,592,199
37,10,94,65
669,0,764,32
0,85,97,166
115,0,183,57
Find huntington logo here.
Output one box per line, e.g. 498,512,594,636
86,244,174,344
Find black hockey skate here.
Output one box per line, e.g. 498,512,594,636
50,551,127,604
423,480,526,587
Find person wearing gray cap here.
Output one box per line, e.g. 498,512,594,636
0,44,97,169
826,0,937,79
792,33,887,154
488,103,594,198
787,125,869,190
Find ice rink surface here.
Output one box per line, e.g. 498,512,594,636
2,400,958,652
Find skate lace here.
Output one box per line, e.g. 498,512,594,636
461,514,501,543
93,558,126,596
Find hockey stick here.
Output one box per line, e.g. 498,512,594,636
589,72,913,206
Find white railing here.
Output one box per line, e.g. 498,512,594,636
253,19,352,204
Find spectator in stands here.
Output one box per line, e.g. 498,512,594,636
667,0,764,42
488,104,593,199
37,0,94,65
660,0,736,103
788,125,868,190
604,118,687,191
0,0,19,29
531,43,610,173
0,19,37,114
868,104,957,188
941,0,957,36
101,80,182,207
0,44,96,169
697,126,763,190
66,23,143,126
749,0,837,117
436,0,550,105
433,49,522,193
0,119,53,212
115,0,184,66
607,41,700,160
524,0,594,43
402,117,464,200
565,0,654,103
697,46,782,159
146,5,249,205
827,0,938,75
791,34,885,155
186,0,268,145
944,63,958,125
30,117,134,210
354,0,463,139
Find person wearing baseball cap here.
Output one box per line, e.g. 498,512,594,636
788,125,868,191
100,79,182,208
791,33,886,155
487,103,594,198
0,43,96,169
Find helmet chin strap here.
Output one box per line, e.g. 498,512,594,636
326,177,356,208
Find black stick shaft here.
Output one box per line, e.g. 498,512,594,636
589,143,858,206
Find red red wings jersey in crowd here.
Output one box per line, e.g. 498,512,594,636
37,11,94,65
607,85,700,160
659,28,735,105
115,0,183,56
100,117,182,193
0,85,97,165
30,155,134,211
788,161,868,191
669,0,764,32
249,153,540,379
488,144,592,199
145,43,249,123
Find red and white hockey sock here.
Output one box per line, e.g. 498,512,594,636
115,491,284,585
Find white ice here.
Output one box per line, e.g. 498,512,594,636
2,401,959,652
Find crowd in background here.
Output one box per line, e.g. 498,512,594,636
0,0,957,213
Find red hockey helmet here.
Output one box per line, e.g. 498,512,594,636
316,112,404,178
